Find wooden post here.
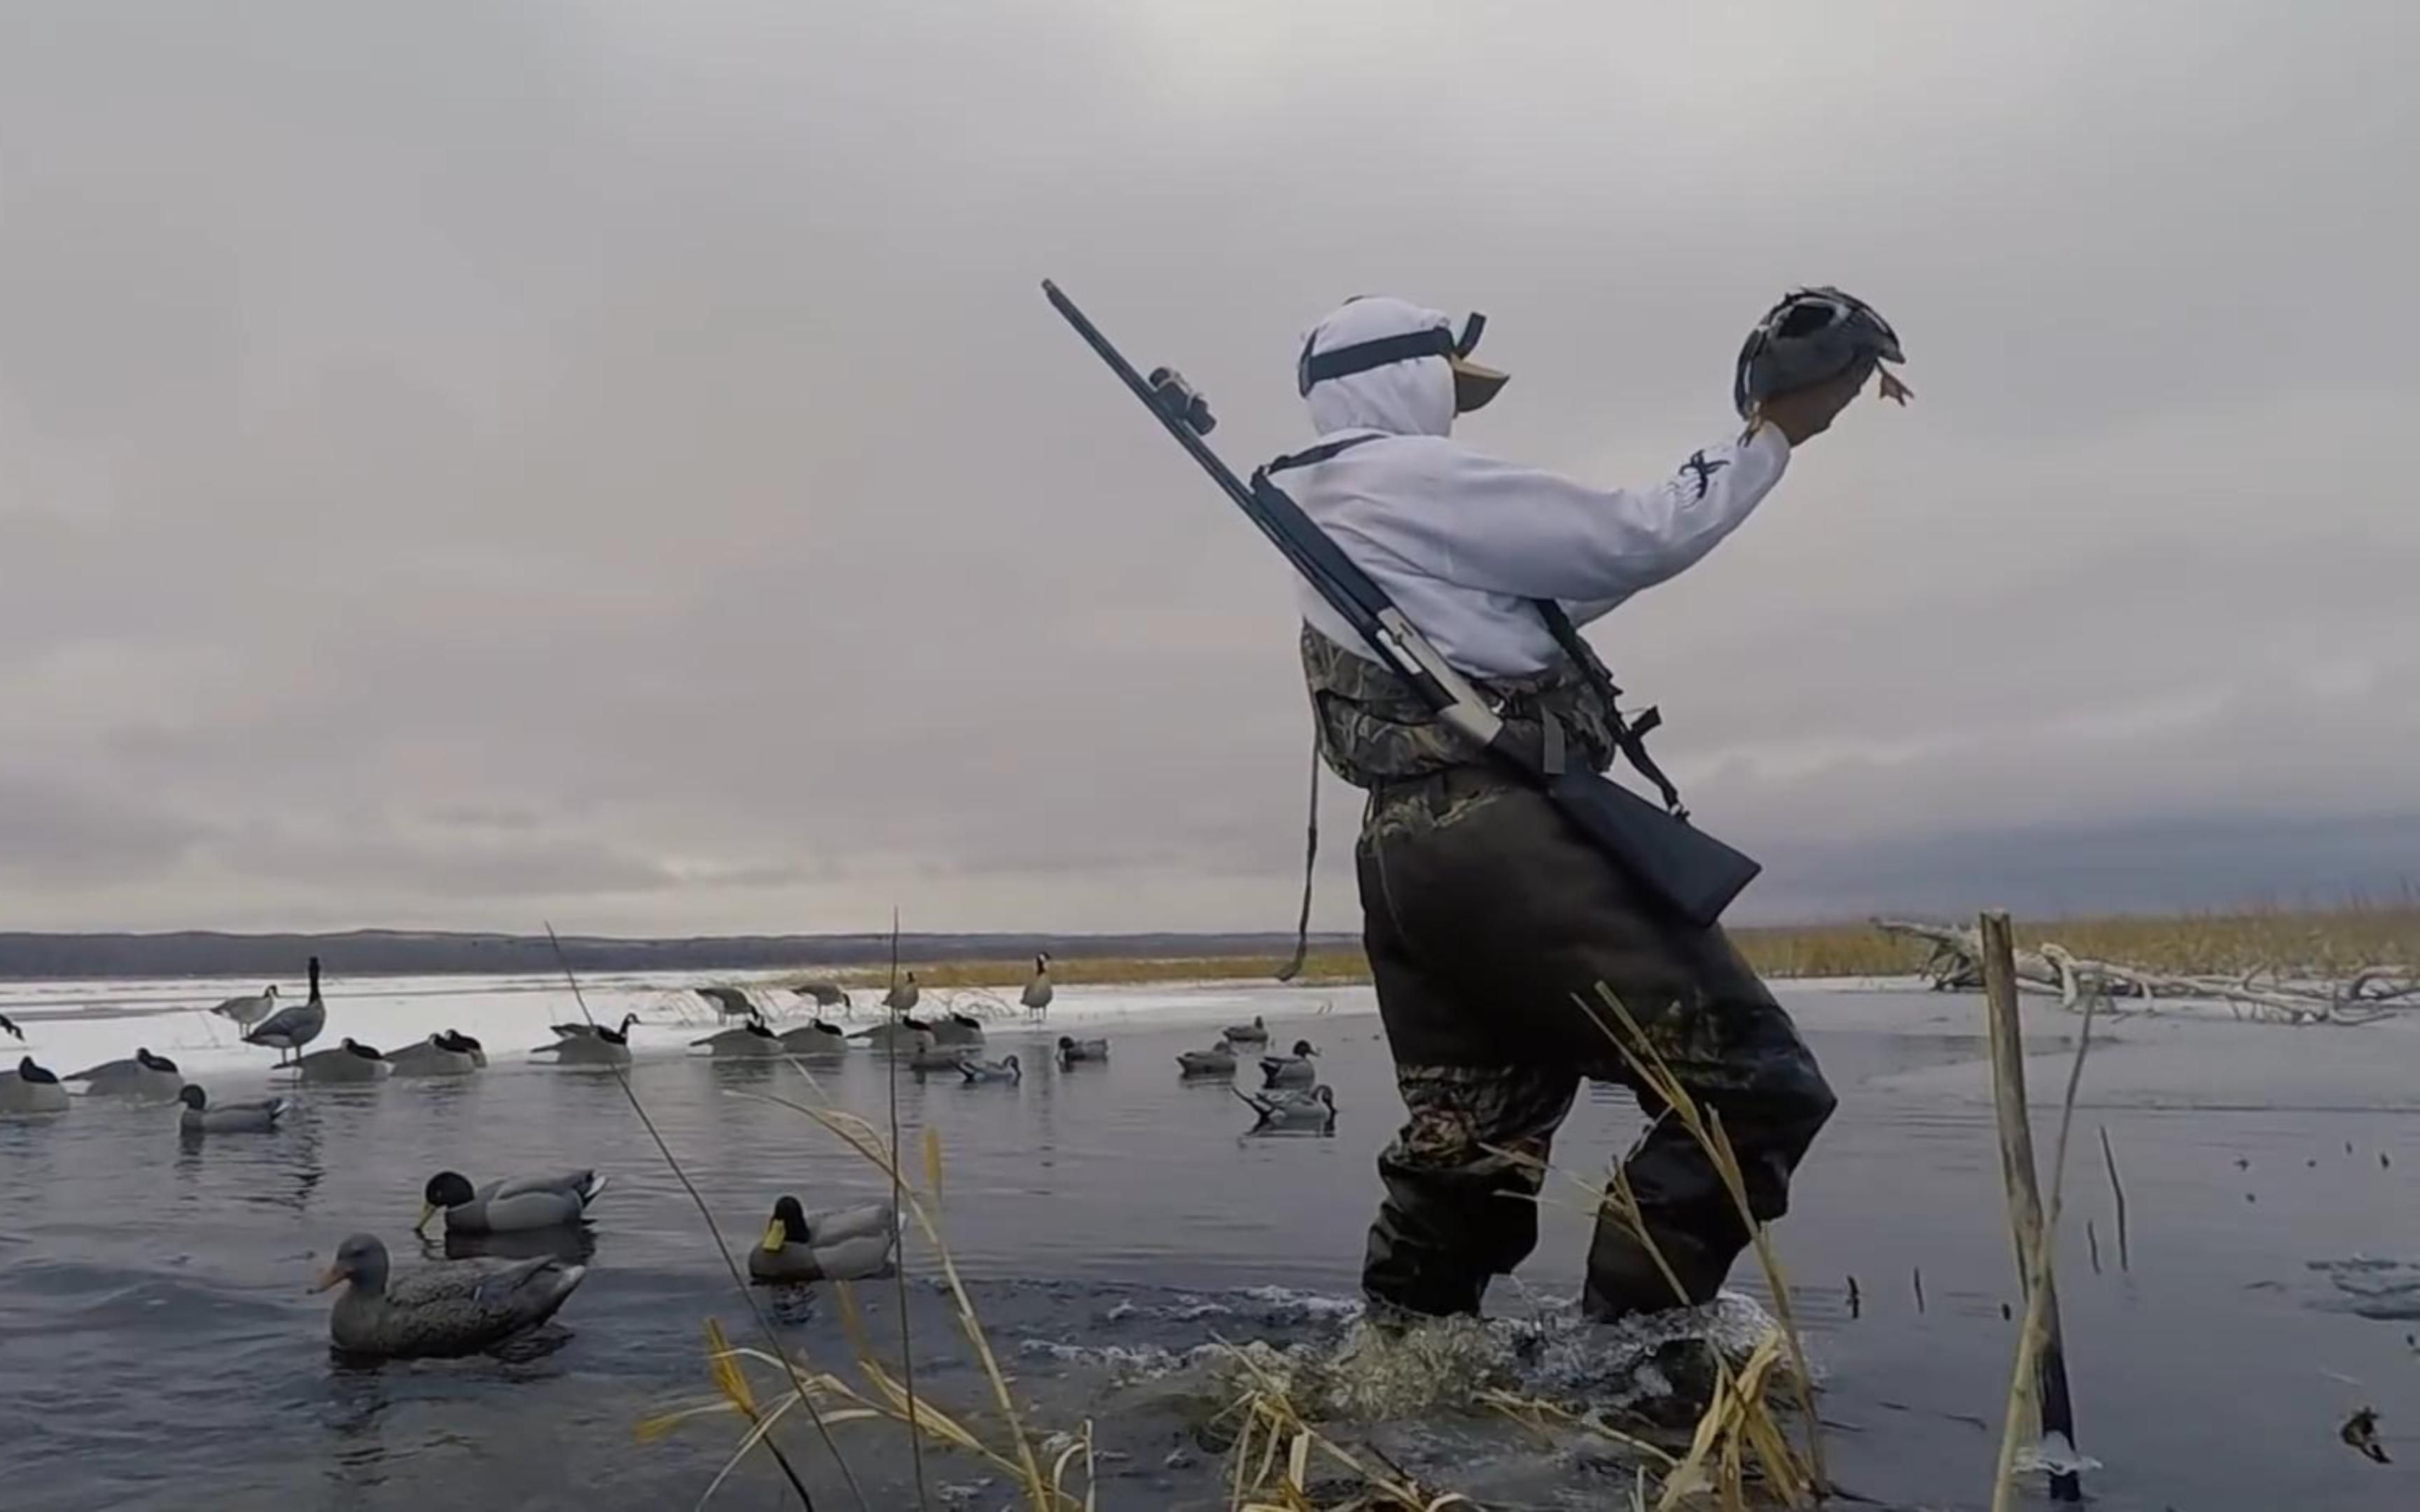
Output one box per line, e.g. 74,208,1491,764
1980,910,2083,1502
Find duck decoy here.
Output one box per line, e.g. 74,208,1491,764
208,983,280,1032
1056,1035,1109,1067
295,1037,391,1084
0,1013,22,1042
418,1169,609,1236
533,1013,638,1067
389,1030,486,1077
244,958,326,1066
316,1232,585,1359
1239,1084,1337,1134
778,1020,850,1059
1176,1041,1237,1077
929,1012,987,1050
64,1047,183,1102
692,1020,784,1058
749,1195,898,1283
794,980,852,1010
958,1054,1022,1085
1260,1040,1321,1088
1021,953,1055,1021
1223,1014,1271,1045
0,1056,69,1115
882,972,921,1014
177,1084,290,1133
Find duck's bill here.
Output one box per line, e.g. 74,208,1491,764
760,1219,786,1253
311,1264,349,1293
413,1200,438,1236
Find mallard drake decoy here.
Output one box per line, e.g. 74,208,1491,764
1260,1040,1321,1088
1223,1014,1271,1045
244,958,326,1066
209,983,280,1032
533,1013,637,1067
64,1047,183,1102
794,980,852,1010
696,986,760,1021
177,1084,290,1133
1239,1084,1337,1134
851,1017,934,1056
389,1031,485,1077
295,1037,391,1084
692,1020,784,1058
1176,1041,1237,1077
882,972,921,1014
1056,1035,1108,1067
317,1232,585,1359
749,1195,898,1283
957,1054,1021,1085
0,1013,22,1042
418,1169,609,1236
778,1020,850,1058
1021,953,1054,1020
929,1011,986,1049
0,1056,69,1115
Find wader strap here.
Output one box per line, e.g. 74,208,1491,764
1530,598,1689,819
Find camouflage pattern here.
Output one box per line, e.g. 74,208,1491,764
1299,624,1623,790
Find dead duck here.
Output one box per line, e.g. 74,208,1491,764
1176,1041,1237,1077
749,1195,898,1283
389,1031,487,1077
778,1020,850,1059
317,1232,585,1359
1056,1035,1109,1067
64,1047,183,1102
418,1169,609,1236
957,1054,1022,1085
1239,1084,1337,1134
692,1020,784,1058
244,957,326,1066
0,1056,69,1116
1021,953,1055,1020
1260,1040,1321,1088
177,1084,291,1133
295,1037,391,1084
1223,1014,1271,1045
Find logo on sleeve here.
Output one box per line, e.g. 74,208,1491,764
1679,450,1729,500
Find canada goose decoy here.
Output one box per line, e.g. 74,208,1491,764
929,1012,987,1050
547,1011,639,1042
1021,953,1054,1021
177,1084,291,1133
697,986,760,1021
418,1169,609,1236
749,1195,898,1283
1260,1040,1321,1088
295,1037,391,1084
794,980,852,1010
64,1047,183,1102
958,1054,1022,1085
851,1017,934,1056
882,972,921,1014
533,1013,637,1067
1223,1014,1271,1045
778,1020,850,1058
244,958,326,1066
389,1031,486,1077
317,1232,586,1359
1176,1041,1237,1077
1056,1035,1108,1067
693,1020,784,1058
1239,1084,1337,1134
209,983,280,1032
1,1056,69,1115
0,1013,21,1042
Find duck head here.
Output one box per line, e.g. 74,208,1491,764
763,1195,809,1252
417,1170,478,1233
314,1233,389,1295
1290,1040,1318,1057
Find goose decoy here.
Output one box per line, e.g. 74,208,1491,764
1055,1035,1109,1067
851,1017,934,1056
957,1054,1022,1085
692,1020,784,1058
1021,953,1055,1021
794,980,852,1010
547,1011,639,1042
1260,1040,1321,1088
418,1169,609,1236
533,1013,637,1067
295,1037,391,1084
882,972,921,1015
176,1084,290,1133
209,983,280,1032
0,1013,21,1042
1240,1084,1337,1134
316,1232,586,1359
749,1195,898,1283
778,1020,850,1059
1223,1014,1271,1045
1176,1041,1237,1077
0,1056,69,1115
64,1047,183,1102
697,986,760,1021
244,958,326,1065
389,1030,486,1077
929,1012,987,1050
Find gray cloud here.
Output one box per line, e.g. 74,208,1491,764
1,2,2414,934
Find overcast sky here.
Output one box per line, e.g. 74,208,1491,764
2,2,2414,937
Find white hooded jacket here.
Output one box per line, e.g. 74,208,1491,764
1288,297,1790,680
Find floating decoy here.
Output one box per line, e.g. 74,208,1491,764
533,1013,637,1067
749,1195,898,1282
389,1030,486,1077
1176,1041,1237,1077
929,1012,987,1050
778,1020,850,1059
177,1084,290,1133
1223,1014,1271,1045
0,1056,69,1115
1260,1040,1321,1088
244,958,326,1066
692,1020,784,1058
317,1232,585,1359
1056,1035,1109,1067
1021,953,1055,1020
295,1037,391,1084
1239,1084,1337,1134
64,1047,183,1102
958,1054,1022,1085
852,1018,934,1056
418,1169,609,1236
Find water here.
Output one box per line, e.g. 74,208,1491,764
4,977,2417,1508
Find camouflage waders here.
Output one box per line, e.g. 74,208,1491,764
1303,627,1835,1322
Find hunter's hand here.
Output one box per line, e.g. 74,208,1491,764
1758,364,1869,447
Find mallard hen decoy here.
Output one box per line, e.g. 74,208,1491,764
209,983,280,1032
1239,1084,1337,1134
957,1054,1022,1085
389,1031,485,1077
749,1195,898,1283
692,1020,784,1058
1260,1040,1321,1088
778,1020,849,1058
317,1232,585,1359
177,1084,291,1133
1176,1041,1237,1077
64,1047,183,1102
1021,953,1054,1020
1055,1035,1108,1066
244,958,326,1065
418,1169,609,1236
1223,1014,1270,1045
295,1037,391,1084
0,1056,69,1115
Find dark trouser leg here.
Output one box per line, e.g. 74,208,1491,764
1353,771,1835,1323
